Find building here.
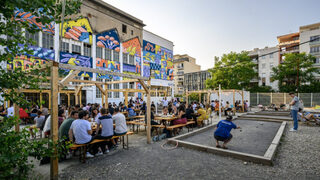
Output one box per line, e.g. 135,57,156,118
299,22,320,79
184,70,211,92
7,0,174,106
248,48,260,87
277,32,300,63
173,54,201,95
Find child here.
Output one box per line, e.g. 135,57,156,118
214,115,240,149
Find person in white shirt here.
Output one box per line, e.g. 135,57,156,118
7,105,14,117
112,107,127,136
162,97,169,107
69,111,94,158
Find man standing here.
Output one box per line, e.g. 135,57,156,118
289,92,300,132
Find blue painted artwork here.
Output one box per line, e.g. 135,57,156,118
60,52,93,77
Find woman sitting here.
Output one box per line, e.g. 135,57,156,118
197,106,208,127
173,105,187,126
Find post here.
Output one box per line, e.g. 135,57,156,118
284,93,286,104
40,92,43,110
241,89,244,112
207,92,210,105
257,92,259,105
186,91,189,107
147,80,151,144
49,92,51,110
311,93,313,107
199,93,201,103
75,87,78,105
218,85,221,120
125,91,128,107
101,94,104,108
270,92,273,104
67,93,70,107
50,63,59,180
233,90,235,108
79,89,82,106
105,84,108,108
14,101,20,132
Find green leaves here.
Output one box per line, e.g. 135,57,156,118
206,51,257,90
271,53,319,92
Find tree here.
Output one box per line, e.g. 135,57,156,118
206,51,257,90
271,53,319,92
0,0,81,179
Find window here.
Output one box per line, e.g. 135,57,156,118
96,88,102,98
262,63,266,69
114,83,119,98
261,55,266,59
129,55,135,65
72,44,81,55
108,84,112,98
123,83,128,89
123,53,128,64
270,63,274,68
293,36,299,41
61,42,69,52
42,33,54,49
129,82,134,96
25,31,39,46
310,46,320,53
113,51,119,62
84,44,91,57
269,53,273,58
131,30,133,35
315,58,320,64
310,35,320,42
96,47,103,58
122,24,127,33
73,76,81,85
105,48,111,60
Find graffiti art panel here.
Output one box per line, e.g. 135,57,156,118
18,44,54,60
62,18,92,44
60,52,93,77
7,55,47,70
96,29,120,51
96,58,120,80
14,8,55,34
123,37,141,75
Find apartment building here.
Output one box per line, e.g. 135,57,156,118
173,54,201,95
299,22,320,79
9,0,174,105
277,32,300,63
184,70,211,92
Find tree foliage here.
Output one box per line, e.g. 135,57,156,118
206,51,257,90
271,53,319,92
0,0,81,179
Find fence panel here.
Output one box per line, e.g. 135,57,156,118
258,93,271,106
250,93,258,106
312,93,320,107
272,93,284,106
299,93,311,107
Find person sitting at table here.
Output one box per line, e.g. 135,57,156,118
196,106,208,127
224,101,232,116
173,105,187,126
151,101,156,109
94,108,114,154
113,107,128,136
108,103,114,115
120,103,127,112
214,115,240,149
162,106,169,116
58,109,66,128
29,110,46,138
127,104,136,120
30,105,38,118
19,108,29,124
69,110,95,158
140,102,147,115
92,108,101,123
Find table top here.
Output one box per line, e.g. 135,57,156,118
154,116,178,121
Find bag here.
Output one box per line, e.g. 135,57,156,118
173,117,187,125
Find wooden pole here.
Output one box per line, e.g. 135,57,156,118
14,100,20,132
207,92,210,105
233,90,235,108
147,80,151,144
50,63,59,180
104,84,108,109
40,92,43,111
125,92,128,107
102,94,104,107
75,87,78,105
67,93,70,107
49,92,51,110
218,85,221,120
186,91,189,107
241,89,244,112
199,93,201,103
79,89,82,106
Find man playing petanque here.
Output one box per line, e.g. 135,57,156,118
214,115,240,149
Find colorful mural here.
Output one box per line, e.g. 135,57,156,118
14,8,55,34
96,29,120,51
96,58,120,80
7,55,47,70
62,18,92,44
142,40,173,80
18,44,54,60
122,37,141,74
60,52,93,77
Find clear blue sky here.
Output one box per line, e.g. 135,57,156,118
104,0,320,70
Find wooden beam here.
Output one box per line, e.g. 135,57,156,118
59,70,80,86
106,79,139,84
95,84,106,96
59,64,149,80
138,79,150,94
146,80,151,144
186,90,189,107
108,89,145,93
25,61,52,73
50,62,59,180
125,92,128,107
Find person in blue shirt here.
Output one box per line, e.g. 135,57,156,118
127,104,136,119
214,115,240,149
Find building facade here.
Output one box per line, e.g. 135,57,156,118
184,70,211,92
277,32,300,63
8,0,174,106
173,54,201,95
299,22,320,79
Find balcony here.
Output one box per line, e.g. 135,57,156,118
310,51,320,56
310,40,320,46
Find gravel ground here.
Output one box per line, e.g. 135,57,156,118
59,122,320,180
182,120,281,156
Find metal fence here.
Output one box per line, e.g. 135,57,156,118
250,93,320,108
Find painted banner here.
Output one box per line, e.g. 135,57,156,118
96,58,120,80
60,52,93,77
122,37,141,75
7,55,47,70
96,29,120,51
62,18,93,44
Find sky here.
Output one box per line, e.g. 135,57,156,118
104,0,320,70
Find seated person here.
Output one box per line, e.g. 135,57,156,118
214,115,240,149
69,111,95,158
95,108,114,154
173,106,187,125
127,104,136,119
224,101,232,116
59,110,79,141
29,110,46,138
197,106,208,126
113,107,128,136
162,106,169,116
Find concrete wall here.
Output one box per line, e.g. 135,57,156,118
209,91,250,105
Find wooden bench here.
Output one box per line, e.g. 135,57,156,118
127,121,166,134
166,121,195,136
70,131,133,163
